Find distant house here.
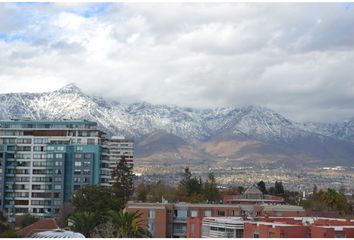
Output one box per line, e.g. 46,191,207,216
223,184,286,205
16,218,60,238
16,218,85,238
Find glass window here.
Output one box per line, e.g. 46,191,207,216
148,209,155,219
191,210,198,217
176,210,187,219
57,146,64,151
74,162,82,167
55,161,62,167
204,210,212,217
217,210,225,216
190,223,195,234
46,146,55,151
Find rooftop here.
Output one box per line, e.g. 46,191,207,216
0,119,97,129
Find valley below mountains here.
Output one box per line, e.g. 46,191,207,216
1,83,354,171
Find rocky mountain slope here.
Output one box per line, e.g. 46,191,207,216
0,83,353,168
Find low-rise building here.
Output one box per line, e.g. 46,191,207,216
126,202,305,238
199,216,354,238
223,184,286,205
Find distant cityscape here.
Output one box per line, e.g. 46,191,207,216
136,165,354,193
0,119,353,238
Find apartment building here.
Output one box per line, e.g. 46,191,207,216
126,202,305,238
0,119,133,221
100,136,134,187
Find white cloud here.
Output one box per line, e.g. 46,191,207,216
0,3,354,122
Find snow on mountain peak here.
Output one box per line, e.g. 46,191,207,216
56,83,83,94
0,85,353,144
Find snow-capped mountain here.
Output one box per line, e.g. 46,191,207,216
299,120,354,143
0,83,353,168
0,84,315,140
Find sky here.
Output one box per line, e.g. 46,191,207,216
0,3,354,122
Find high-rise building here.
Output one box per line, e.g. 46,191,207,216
100,136,134,187
0,119,133,221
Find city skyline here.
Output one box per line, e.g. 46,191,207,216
0,3,354,122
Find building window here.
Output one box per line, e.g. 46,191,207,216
254,231,260,238
55,161,62,167
232,210,239,216
174,210,187,219
217,210,225,216
148,222,155,234
190,223,195,234
268,232,275,238
46,146,55,151
87,139,95,144
204,210,212,217
148,209,155,219
190,210,198,217
74,162,82,167
236,229,244,238
57,146,64,151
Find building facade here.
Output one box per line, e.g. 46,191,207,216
0,119,133,221
100,136,134,187
126,202,305,238
199,216,354,238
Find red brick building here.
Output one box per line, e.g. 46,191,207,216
239,217,354,238
126,202,305,238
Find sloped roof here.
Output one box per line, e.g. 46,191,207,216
16,218,60,238
243,184,263,195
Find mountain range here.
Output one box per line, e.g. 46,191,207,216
0,83,353,169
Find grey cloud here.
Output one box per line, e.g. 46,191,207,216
0,3,354,122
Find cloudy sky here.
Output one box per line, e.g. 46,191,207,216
0,3,353,122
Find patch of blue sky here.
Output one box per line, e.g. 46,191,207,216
0,31,39,43
15,2,51,6
70,3,112,18
341,3,353,11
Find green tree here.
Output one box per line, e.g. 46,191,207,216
69,211,101,238
178,167,203,197
335,193,349,214
0,211,8,233
257,181,268,194
145,183,176,203
71,185,122,214
274,181,285,196
0,230,18,238
111,156,135,204
203,172,220,203
109,210,151,238
321,188,337,210
135,183,148,202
